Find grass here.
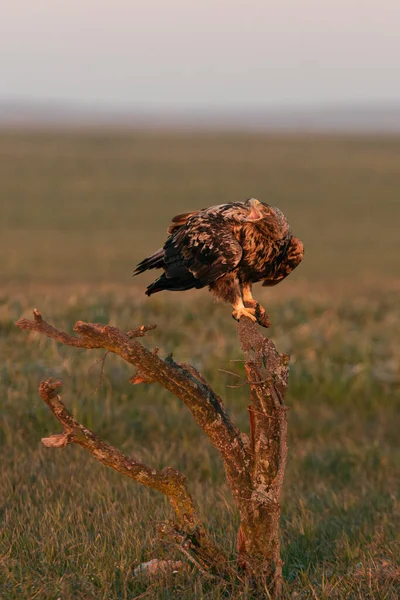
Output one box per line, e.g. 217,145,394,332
0,130,399,598
1,130,400,287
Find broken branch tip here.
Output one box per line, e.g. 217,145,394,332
33,308,43,322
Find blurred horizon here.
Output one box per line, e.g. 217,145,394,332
1,99,400,133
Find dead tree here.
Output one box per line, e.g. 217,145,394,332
16,309,289,596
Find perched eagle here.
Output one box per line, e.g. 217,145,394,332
134,198,303,327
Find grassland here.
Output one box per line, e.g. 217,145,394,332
0,130,399,598
1,130,400,288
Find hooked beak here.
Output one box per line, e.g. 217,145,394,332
244,198,263,222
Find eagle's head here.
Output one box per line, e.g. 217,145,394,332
243,198,272,222
243,198,290,237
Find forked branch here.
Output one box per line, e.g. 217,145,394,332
38,378,196,525
16,310,250,509
16,309,289,595
37,377,227,571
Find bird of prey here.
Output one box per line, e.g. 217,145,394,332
133,198,303,327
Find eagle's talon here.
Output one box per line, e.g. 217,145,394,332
244,301,271,328
244,299,263,312
232,307,257,323
257,312,271,328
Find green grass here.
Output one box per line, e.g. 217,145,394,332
1,130,399,598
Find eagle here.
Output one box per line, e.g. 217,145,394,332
133,198,303,327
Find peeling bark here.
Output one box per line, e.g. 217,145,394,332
16,309,289,596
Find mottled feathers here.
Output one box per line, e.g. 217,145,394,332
134,198,303,325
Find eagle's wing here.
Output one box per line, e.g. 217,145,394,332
167,210,201,234
146,212,243,294
167,202,244,234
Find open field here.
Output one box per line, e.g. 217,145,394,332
1,130,399,598
1,130,400,288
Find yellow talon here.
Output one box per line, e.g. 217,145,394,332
232,307,257,322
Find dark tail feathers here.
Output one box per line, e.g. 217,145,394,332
146,273,197,296
133,248,165,276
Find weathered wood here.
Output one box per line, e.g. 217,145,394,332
16,312,251,509
237,318,289,594
16,309,289,595
37,377,227,571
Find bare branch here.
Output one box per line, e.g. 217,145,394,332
127,324,157,338
39,379,197,526
37,378,228,572
16,311,252,506
15,310,105,348
41,432,72,447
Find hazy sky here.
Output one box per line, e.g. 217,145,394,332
1,0,400,109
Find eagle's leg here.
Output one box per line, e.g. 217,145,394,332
242,282,271,328
231,298,257,323
209,273,257,323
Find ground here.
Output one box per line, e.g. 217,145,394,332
0,131,399,598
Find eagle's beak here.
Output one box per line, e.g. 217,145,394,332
244,198,263,222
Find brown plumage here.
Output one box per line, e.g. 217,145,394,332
133,198,303,327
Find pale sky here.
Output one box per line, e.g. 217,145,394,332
1,0,400,109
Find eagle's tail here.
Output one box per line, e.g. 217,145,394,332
146,273,197,296
133,248,165,277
